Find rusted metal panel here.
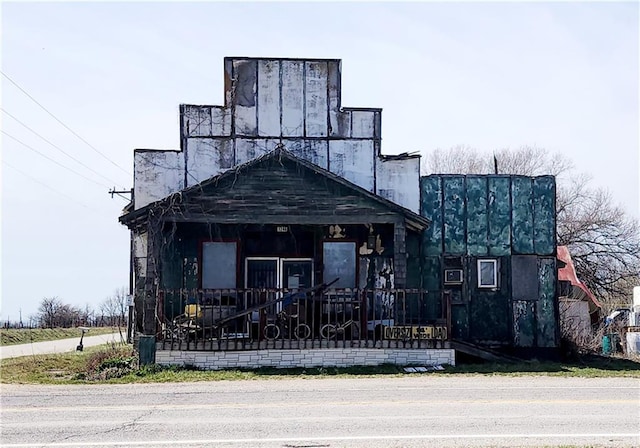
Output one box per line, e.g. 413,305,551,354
536,257,557,347
420,176,443,256
257,60,281,137
533,176,556,255
465,176,488,256
376,157,420,213
185,138,234,186
281,61,305,137
511,177,534,254
350,110,376,138
134,150,185,209
232,59,258,136
488,176,511,256
512,300,535,347
443,177,466,255
304,61,328,137
328,140,375,192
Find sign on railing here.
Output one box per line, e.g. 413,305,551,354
383,325,447,340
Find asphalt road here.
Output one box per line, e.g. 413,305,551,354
0,332,124,359
1,376,638,447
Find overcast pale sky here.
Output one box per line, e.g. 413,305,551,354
1,1,638,323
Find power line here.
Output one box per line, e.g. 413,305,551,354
2,160,96,211
2,130,106,188
1,108,126,187
1,70,132,176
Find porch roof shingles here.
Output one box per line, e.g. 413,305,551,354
120,147,429,231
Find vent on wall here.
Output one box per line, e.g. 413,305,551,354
444,269,463,285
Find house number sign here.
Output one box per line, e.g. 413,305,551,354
276,226,289,233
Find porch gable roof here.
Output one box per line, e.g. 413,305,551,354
120,146,429,231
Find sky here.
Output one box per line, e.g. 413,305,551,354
1,1,638,324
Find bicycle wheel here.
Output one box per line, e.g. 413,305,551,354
320,324,337,339
263,323,281,340
294,323,311,340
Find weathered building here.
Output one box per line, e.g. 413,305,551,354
120,57,560,369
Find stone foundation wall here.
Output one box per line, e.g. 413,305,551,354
155,348,455,370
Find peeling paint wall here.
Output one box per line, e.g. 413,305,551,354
133,233,148,277
376,157,420,213
132,57,418,212
134,150,185,209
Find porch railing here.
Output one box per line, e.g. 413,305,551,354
156,288,448,351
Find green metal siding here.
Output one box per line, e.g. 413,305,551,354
536,257,558,347
511,177,534,254
466,177,488,256
421,176,443,256
488,176,511,256
420,174,558,349
443,177,466,255
512,300,536,347
533,176,556,255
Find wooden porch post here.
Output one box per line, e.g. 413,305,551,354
143,214,162,336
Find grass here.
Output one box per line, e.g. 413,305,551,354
1,344,639,384
0,327,120,346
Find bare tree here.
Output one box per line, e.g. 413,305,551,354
100,287,129,341
38,297,62,328
422,145,640,312
37,297,82,328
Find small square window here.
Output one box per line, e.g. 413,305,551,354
477,259,498,288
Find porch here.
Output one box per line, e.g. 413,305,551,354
157,287,448,351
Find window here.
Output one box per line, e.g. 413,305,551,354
202,242,237,289
323,242,356,288
477,259,498,289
